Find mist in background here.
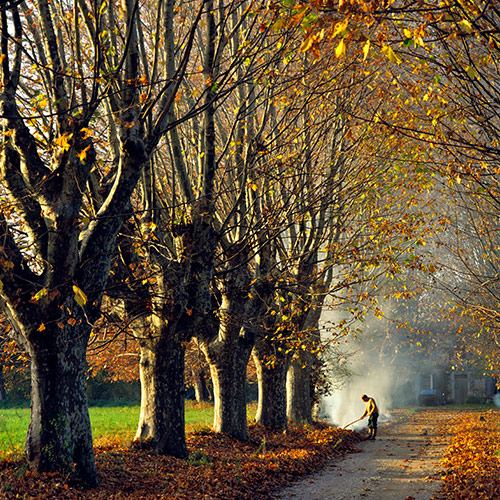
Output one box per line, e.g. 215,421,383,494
318,307,416,430
319,345,403,430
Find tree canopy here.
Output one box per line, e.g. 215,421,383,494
0,0,499,484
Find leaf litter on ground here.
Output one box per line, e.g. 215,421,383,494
2,409,498,499
0,422,362,499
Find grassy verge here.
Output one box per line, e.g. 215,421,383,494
0,406,30,458
0,401,256,458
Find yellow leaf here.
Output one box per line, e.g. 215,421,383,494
332,18,348,38
362,40,370,61
465,65,478,79
299,35,314,53
459,19,473,33
335,38,346,58
33,288,48,301
403,28,412,38
272,18,285,31
382,45,401,64
78,145,91,163
54,133,73,152
415,36,425,47
80,127,93,139
0,54,5,64
72,285,87,307
37,323,46,332
251,183,258,191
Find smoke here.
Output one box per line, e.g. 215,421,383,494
318,305,416,430
319,346,397,430
494,394,500,408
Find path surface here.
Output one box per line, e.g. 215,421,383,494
276,409,454,500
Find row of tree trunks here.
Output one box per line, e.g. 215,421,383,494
204,343,253,440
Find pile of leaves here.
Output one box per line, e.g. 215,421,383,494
0,422,362,499
438,410,500,500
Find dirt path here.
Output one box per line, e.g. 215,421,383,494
276,409,455,500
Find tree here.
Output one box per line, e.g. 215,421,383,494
97,0,298,448
0,0,199,481
368,0,500,374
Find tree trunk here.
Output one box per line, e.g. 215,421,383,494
134,326,187,458
25,321,97,485
198,257,254,441
204,342,251,441
0,363,6,401
286,354,314,424
252,345,288,431
192,368,211,402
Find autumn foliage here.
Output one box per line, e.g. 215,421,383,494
0,423,361,499
438,410,500,500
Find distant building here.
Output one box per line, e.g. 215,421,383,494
415,369,498,405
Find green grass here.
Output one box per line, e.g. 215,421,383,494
0,405,29,458
445,403,498,410
0,401,256,460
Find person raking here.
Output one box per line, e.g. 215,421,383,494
360,394,379,440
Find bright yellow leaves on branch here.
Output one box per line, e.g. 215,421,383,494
381,45,401,64
335,38,346,58
80,128,92,139
78,145,91,162
54,133,73,152
73,285,87,307
362,40,370,61
458,18,473,34
33,288,48,301
331,18,348,58
32,285,87,308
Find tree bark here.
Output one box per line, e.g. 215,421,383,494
25,316,97,485
286,354,314,424
252,347,288,430
199,265,254,441
0,362,6,401
134,326,187,458
123,251,190,457
192,368,211,402
204,342,252,440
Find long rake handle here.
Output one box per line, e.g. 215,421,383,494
342,417,363,429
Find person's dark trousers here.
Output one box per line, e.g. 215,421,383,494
368,412,379,440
